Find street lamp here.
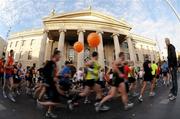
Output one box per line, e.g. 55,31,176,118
165,0,180,23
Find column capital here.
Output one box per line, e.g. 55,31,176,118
112,33,119,37
59,29,66,33
77,29,85,34
48,40,54,43
125,35,133,40
96,30,104,34
43,29,49,33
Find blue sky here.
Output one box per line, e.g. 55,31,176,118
0,0,180,50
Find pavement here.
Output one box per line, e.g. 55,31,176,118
0,73,180,119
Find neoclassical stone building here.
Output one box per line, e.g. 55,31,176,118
7,9,158,69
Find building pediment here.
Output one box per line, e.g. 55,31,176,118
43,10,132,31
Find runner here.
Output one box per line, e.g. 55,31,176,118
59,61,72,92
151,61,158,89
38,50,61,118
68,51,107,111
161,60,169,86
76,67,84,89
3,50,16,102
95,52,134,112
138,57,155,102
128,63,138,97
138,68,144,85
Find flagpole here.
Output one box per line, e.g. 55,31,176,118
165,0,180,22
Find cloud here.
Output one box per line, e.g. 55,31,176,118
0,0,179,51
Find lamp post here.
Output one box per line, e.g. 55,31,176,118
166,0,180,22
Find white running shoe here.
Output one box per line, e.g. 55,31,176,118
8,93,16,102
138,96,143,102
149,92,156,97
3,91,7,98
124,103,134,110
168,93,173,98
45,112,58,119
67,100,74,110
169,95,176,101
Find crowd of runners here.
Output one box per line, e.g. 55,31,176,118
0,38,179,118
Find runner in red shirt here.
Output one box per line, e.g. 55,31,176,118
3,50,16,102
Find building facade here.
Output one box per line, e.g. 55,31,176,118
0,37,7,58
7,9,157,69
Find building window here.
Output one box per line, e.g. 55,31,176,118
84,48,90,61
141,45,143,49
15,41,19,47
147,46,149,50
136,54,139,61
143,54,148,61
133,43,136,49
28,51,32,60
30,39,34,46
125,53,130,60
9,42,13,48
68,48,75,61
22,40,25,46
19,51,22,60
121,42,128,49
143,54,151,61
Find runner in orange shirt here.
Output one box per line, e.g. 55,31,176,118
3,50,16,102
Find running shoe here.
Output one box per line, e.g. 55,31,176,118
169,95,176,101
84,99,91,104
168,93,173,98
3,91,7,98
95,102,101,112
8,93,16,102
100,105,110,111
149,92,156,97
45,112,58,119
67,100,74,110
138,96,143,102
132,92,139,97
16,90,21,96
95,103,110,112
124,103,134,110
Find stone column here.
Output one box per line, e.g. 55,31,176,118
44,38,50,61
39,30,48,66
126,36,136,62
112,33,120,59
97,31,105,68
45,40,53,60
57,29,66,70
77,29,85,70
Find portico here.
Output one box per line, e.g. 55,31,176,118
41,9,135,69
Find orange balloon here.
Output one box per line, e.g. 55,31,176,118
87,32,100,48
73,41,84,53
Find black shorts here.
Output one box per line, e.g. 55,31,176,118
152,75,156,78
46,85,60,103
144,74,153,82
14,78,21,84
0,73,4,79
111,74,124,87
84,79,95,87
96,81,105,88
156,75,160,79
163,72,168,76
59,79,72,91
128,77,136,83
